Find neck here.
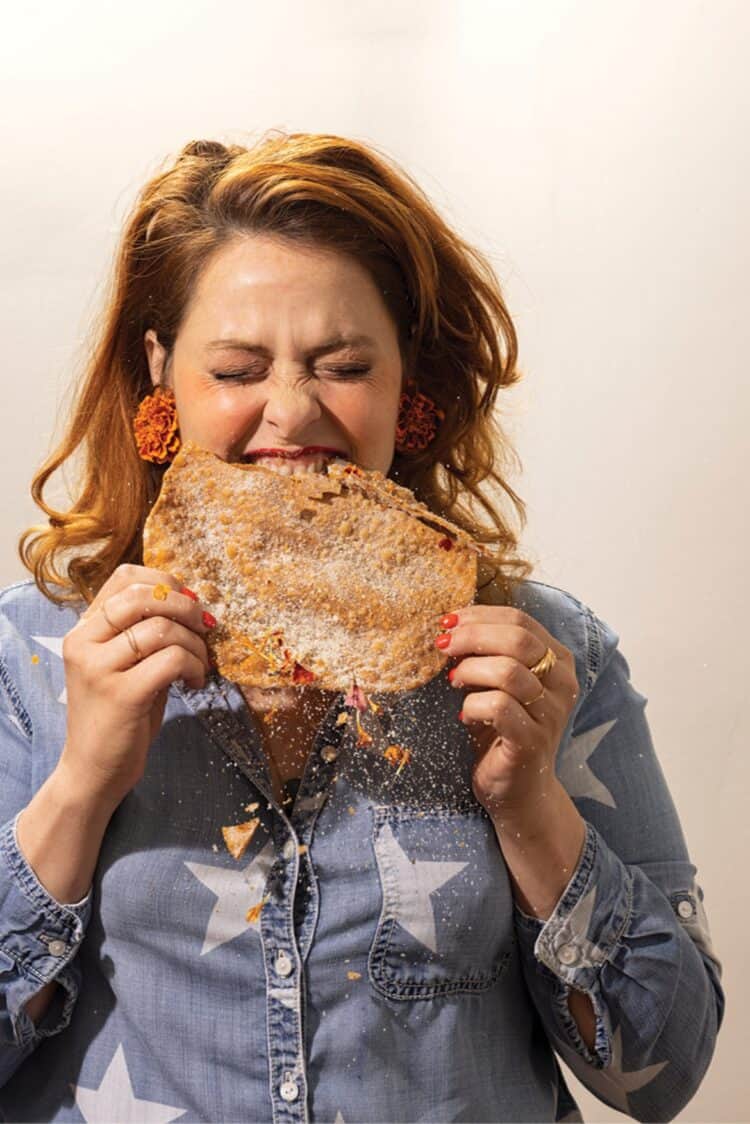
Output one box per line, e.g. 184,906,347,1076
240,684,340,806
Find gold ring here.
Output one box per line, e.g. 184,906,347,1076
522,686,545,708
529,646,557,678
101,602,120,633
123,626,144,662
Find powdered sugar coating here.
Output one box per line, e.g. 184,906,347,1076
142,442,478,692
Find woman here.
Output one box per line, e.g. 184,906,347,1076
0,133,723,1122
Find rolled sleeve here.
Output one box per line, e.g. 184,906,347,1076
514,820,632,1066
0,813,91,1050
512,598,724,1120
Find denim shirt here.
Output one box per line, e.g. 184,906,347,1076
0,576,723,1123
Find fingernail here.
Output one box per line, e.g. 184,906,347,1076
202,611,217,628
440,612,459,630
180,587,198,601
458,709,464,722
447,668,457,683
435,633,451,650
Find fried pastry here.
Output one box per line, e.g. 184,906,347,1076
142,442,480,693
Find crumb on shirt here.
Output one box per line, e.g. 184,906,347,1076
246,896,269,924
222,818,261,860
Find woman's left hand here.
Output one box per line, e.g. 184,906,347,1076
436,605,581,820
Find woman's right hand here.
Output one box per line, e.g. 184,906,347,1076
58,564,215,807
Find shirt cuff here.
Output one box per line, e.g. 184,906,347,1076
513,819,633,991
0,814,92,1047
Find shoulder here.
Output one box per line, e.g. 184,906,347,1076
478,575,620,698
0,581,83,733
0,578,84,639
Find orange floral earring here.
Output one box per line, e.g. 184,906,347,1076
395,380,444,454
133,386,181,464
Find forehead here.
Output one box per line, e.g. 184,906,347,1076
187,234,388,325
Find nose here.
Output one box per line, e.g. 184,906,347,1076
262,377,323,435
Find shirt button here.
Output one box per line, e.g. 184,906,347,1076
557,944,579,966
275,950,293,977
320,744,339,763
279,1077,299,1102
47,940,68,957
677,899,695,919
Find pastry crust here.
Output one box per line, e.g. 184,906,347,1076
142,442,479,693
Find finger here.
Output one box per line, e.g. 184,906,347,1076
436,618,549,670
126,645,209,694
449,654,551,707
94,617,212,675
84,584,214,644
438,605,570,662
80,565,197,621
460,688,543,744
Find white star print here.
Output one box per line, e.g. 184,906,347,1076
30,634,67,704
558,720,617,808
557,1025,668,1114
184,839,274,955
376,824,467,953
71,1042,186,1122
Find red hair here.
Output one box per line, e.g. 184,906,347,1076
20,131,534,605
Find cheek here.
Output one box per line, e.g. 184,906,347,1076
335,387,399,440
178,389,260,446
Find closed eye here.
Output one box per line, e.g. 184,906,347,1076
211,366,372,382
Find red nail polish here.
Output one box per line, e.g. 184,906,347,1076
180,587,198,601
447,668,456,683
440,612,459,630
435,633,451,650
458,709,464,721
202,611,217,628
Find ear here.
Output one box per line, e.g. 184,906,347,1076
144,329,170,389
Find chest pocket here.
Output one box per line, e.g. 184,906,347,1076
368,804,515,1000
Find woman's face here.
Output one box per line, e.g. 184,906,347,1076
144,234,405,475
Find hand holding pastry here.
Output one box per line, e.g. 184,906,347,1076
437,605,580,821
59,565,214,806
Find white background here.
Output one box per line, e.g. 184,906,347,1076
1,1,747,1119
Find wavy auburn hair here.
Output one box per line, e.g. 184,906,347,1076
20,131,535,606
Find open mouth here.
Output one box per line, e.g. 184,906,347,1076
236,448,349,475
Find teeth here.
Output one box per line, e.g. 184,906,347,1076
252,455,332,476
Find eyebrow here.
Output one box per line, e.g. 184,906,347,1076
205,333,378,357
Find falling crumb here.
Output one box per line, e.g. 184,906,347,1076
152,583,170,601
354,710,373,746
222,818,260,859
246,896,269,924
335,712,349,727
347,806,356,815
244,802,260,813
384,744,412,775
297,844,308,855
30,654,40,665
211,843,219,852
346,971,362,981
